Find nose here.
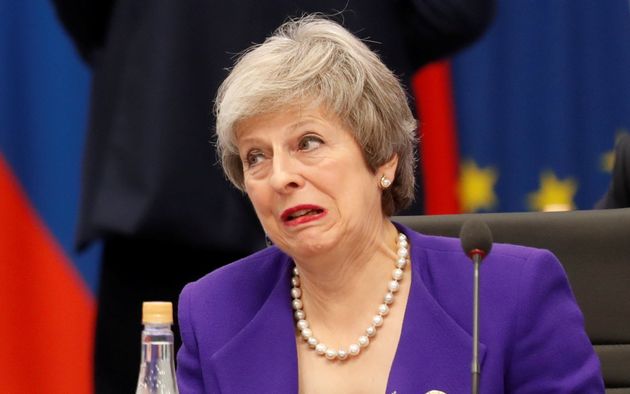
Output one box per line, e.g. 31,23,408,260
269,152,303,193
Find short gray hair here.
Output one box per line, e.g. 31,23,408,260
215,15,418,215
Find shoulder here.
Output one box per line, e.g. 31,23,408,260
400,225,570,322
184,246,289,298
413,230,568,299
178,246,291,351
403,225,553,272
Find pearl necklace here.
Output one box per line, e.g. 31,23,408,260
291,232,409,361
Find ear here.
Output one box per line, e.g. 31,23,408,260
377,154,399,183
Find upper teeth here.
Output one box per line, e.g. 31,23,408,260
290,209,311,218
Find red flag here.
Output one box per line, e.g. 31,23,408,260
413,61,461,214
0,154,94,394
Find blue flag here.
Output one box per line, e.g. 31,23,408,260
451,0,630,212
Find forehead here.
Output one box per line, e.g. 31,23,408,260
234,105,349,144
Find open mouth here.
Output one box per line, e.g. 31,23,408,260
281,205,326,224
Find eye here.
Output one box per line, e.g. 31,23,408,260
245,150,265,168
298,135,323,152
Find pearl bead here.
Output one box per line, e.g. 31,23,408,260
388,280,400,292
384,292,394,305
396,257,407,268
293,267,299,276
307,336,318,348
392,268,404,280
373,315,384,327
366,325,377,337
398,239,408,248
292,299,303,310
358,335,370,347
325,349,337,360
337,349,348,360
294,310,305,320
348,344,360,356
297,319,309,330
315,343,327,355
291,287,302,299
398,233,407,241
291,276,300,287
301,328,312,340
378,304,390,316
397,248,408,258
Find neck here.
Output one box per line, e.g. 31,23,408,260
293,219,401,338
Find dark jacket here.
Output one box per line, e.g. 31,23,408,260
52,0,495,252
596,132,630,209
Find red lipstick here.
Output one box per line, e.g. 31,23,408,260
281,204,327,226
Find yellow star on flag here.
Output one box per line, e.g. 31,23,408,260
458,160,498,212
527,171,577,212
601,150,615,173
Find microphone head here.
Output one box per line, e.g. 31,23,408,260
460,219,493,258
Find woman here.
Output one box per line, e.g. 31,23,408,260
177,16,603,393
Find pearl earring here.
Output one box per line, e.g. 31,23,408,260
380,175,392,189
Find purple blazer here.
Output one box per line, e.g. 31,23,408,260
176,224,604,393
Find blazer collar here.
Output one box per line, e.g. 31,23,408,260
386,224,487,393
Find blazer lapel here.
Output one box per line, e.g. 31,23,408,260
210,258,299,393
386,227,487,394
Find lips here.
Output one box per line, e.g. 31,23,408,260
281,204,327,226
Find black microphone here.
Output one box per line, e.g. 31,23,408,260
460,219,493,394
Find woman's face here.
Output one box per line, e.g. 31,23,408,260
236,106,396,259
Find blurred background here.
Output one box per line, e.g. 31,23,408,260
1,0,628,393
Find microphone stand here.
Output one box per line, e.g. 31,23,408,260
471,251,482,394
460,219,492,394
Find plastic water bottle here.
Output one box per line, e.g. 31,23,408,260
135,302,179,394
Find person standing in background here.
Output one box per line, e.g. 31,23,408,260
596,132,630,209
51,1,494,392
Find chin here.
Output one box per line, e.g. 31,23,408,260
285,233,336,258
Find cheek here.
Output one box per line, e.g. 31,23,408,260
244,181,269,213
325,168,379,208
334,162,377,192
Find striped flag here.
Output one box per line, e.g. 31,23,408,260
0,2,99,393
